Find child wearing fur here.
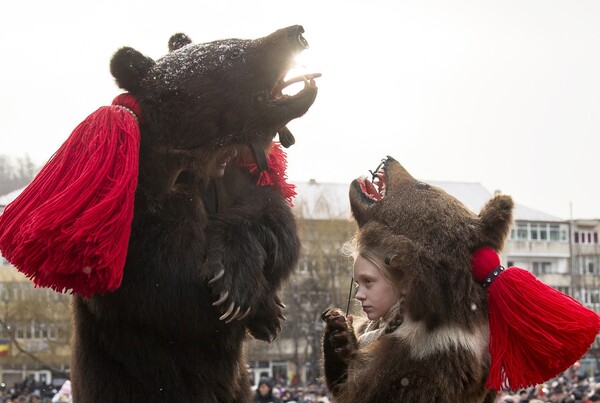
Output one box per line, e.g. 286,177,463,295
331,242,405,347
319,156,502,403
321,156,600,403
321,233,494,403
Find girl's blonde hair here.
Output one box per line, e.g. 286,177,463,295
342,236,396,286
343,236,404,333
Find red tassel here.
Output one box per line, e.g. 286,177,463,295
237,142,297,206
0,94,140,297
472,247,600,390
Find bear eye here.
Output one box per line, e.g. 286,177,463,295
416,182,430,189
230,50,242,59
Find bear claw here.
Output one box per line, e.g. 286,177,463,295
208,268,225,284
219,302,236,321
237,307,251,320
224,306,242,323
213,290,229,306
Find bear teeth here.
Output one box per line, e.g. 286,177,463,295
373,173,387,198
270,73,321,99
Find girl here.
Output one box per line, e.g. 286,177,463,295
342,244,405,348
321,232,493,403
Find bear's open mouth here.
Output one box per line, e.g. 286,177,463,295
269,72,321,101
357,160,387,202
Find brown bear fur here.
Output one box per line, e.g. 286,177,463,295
71,26,317,402
322,156,513,403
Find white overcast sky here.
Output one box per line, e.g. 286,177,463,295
1,0,599,219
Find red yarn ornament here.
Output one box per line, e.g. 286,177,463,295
472,247,600,390
0,94,140,297
237,141,297,206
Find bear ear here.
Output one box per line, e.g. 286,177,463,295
478,194,514,251
110,47,156,93
168,33,192,52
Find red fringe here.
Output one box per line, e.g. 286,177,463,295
237,142,297,206
472,247,600,390
0,94,140,297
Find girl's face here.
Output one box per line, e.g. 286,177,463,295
353,255,398,321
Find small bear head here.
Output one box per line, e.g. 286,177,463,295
349,156,514,330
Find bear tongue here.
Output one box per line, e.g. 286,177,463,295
360,178,382,201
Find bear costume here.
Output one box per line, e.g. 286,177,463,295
321,156,600,403
0,26,318,402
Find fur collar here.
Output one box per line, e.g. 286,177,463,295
357,298,488,362
358,299,403,348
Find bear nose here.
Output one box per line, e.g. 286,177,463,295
287,25,309,49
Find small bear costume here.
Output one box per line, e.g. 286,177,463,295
322,156,600,403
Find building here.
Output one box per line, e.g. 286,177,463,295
571,219,600,310
0,262,71,387
0,191,72,387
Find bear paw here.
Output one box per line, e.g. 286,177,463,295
203,259,266,323
203,219,272,323
246,294,286,342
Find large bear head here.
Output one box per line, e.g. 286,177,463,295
349,156,514,331
110,25,318,197
0,26,319,298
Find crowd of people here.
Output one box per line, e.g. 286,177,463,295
250,361,600,403
252,378,330,402
2,362,600,402
0,378,71,403
494,362,600,403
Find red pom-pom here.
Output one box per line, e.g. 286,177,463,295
237,142,297,206
471,247,501,283
472,247,600,390
0,94,140,297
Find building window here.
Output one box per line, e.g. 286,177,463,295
530,224,538,240
510,222,568,242
580,289,600,306
540,225,548,240
575,231,600,245
517,223,528,240
575,255,599,275
13,321,62,341
593,290,600,304
532,262,552,275
549,225,560,241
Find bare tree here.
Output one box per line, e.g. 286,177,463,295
0,154,35,196
0,280,72,377
246,216,356,385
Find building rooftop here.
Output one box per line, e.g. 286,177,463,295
293,180,564,222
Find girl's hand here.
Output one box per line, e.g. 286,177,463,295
321,308,357,361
